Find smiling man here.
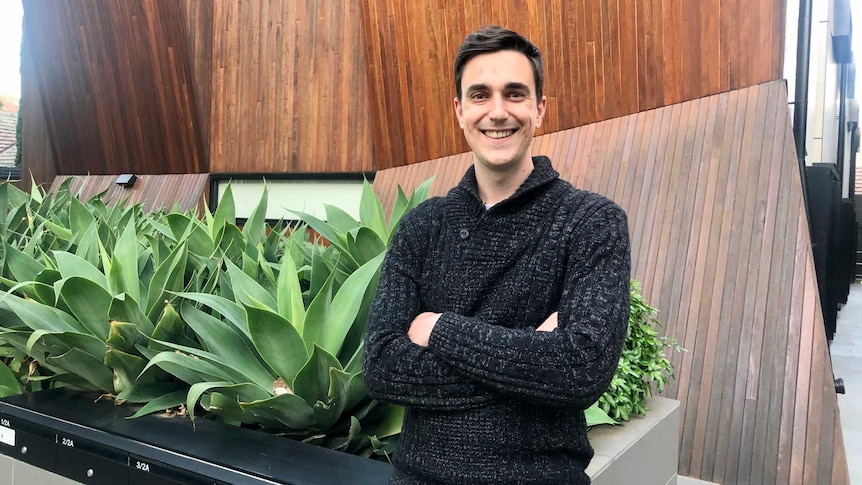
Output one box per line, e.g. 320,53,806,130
363,26,632,484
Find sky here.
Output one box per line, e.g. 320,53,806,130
0,1,22,98
0,2,860,100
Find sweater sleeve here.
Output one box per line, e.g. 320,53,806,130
362,203,499,410
427,202,631,409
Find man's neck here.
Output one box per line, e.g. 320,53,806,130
475,158,534,206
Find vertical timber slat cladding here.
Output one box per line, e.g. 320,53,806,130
178,0,213,164
755,100,795,485
372,81,850,484
361,0,786,168
208,0,373,174
48,174,209,214
21,0,205,176
18,19,57,191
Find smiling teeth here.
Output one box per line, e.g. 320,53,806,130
485,130,514,139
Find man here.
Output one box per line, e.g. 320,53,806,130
363,25,631,484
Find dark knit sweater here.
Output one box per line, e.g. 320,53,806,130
363,157,631,484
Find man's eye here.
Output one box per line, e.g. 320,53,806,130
471,93,488,100
509,92,525,99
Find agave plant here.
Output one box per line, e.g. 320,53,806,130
0,176,431,458
133,179,433,456
0,341,26,398
0,179,196,399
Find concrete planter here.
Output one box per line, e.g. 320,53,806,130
588,396,681,485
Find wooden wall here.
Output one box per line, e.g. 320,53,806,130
19,0,785,184
49,173,209,214
206,0,373,174
362,0,786,169
21,0,205,177
178,1,213,166
17,22,56,193
19,0,374,184
372,81,850,484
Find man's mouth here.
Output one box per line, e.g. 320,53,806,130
482,129,516,139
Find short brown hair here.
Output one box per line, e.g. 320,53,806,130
454,26,544,100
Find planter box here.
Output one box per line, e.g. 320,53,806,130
0,389,392,484
0,390,678,484
587,396,680,485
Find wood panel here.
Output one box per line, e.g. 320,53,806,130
17,17,56,192
178,0,213,166
18,0,786,179
21,0,206,176
362,0,787,169
208,0,373,174
372,81,849,484
49,173,209,214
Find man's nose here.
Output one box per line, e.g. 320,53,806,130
488,95,508,120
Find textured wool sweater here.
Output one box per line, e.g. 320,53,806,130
363,157,631,484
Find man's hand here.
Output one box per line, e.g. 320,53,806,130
408,312,442,347
536,312,558,332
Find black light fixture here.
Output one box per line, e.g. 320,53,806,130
115,174,137,188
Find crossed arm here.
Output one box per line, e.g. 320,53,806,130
407,311,558,347
362,203,630,411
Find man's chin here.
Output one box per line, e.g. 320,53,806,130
474,156,532,172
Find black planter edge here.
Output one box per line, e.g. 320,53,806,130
0,389,393,485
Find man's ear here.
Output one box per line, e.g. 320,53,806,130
535,95,547,129
454,96,465,129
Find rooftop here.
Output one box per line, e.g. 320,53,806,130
0,109,18,169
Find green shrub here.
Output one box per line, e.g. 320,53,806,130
596,280,682,423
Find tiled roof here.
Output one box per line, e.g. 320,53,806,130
0,111,18,168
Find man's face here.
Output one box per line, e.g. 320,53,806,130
454,50,546,174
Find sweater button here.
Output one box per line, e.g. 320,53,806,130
459,228,470,239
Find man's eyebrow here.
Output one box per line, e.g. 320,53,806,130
505,82,531,92
464,83,490,94
464,82,532,95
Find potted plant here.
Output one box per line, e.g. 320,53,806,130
0,178,428,471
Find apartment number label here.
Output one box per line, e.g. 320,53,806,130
0,419,15,447
60,436,75,448
135,460,151,472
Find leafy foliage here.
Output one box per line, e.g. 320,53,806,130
0,177,430,459
596,280,682,423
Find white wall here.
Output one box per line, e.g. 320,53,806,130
807,0,841,168
214,179,365,222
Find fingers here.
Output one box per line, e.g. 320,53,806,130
536,311,558,332
408,312,441,346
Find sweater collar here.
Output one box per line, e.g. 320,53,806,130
455,156,560,206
